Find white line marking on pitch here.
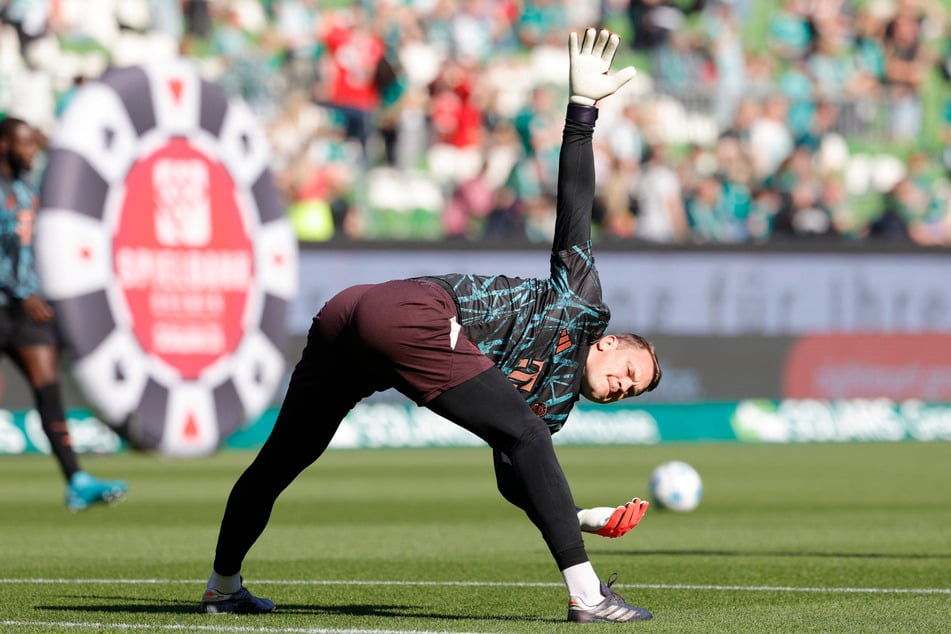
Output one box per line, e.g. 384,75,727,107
0,578,948,595
0,623,478,634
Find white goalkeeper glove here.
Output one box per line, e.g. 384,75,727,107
568,28,638,106
578,498,650,538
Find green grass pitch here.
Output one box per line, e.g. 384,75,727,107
1,442,949,633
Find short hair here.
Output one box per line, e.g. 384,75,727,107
614,333,662,394
0,116,28,144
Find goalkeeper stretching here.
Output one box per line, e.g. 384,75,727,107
201,28,660,623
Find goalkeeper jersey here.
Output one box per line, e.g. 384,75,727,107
424,112,607,432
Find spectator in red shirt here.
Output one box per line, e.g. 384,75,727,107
316,7,386,161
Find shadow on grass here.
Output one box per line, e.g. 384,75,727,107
258,603,562,623
37,598,562,623
37,596,200,616
596,549,951,559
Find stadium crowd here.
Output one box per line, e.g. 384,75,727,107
1,0,950,245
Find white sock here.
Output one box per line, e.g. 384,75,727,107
561,562,604,606
207,570,241,594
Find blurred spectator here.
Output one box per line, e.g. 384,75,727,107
746,95,795,181
427,57,485,185
851,1,890,93
514,84,557,158
882,0,932,142
482,184,524,240
272,0,319,65
867,179,918,241
185,0,212,39
443,160,495,239
597,155,639,241
594,100,643,241
808,17,854,99
635,143,689,243
450,0,503,63
627,0,692,52
821,173,862,237
886,151,951,245
747,186,784,241
207,1,278,117
718,155,754,238
1,0,50,54
149,0,185,42
687,174,730,243
650,29,705,94
315,6,386,163
767,0,814,62
776,57,815,140
772,180,836,239
684,135,753,244
604,102,645,167
796,98,839,152
517,0,567,48
701,0,747,130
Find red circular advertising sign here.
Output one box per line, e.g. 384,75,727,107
35,60,298,455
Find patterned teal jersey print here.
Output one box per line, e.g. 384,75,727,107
0,174,40,305
432,241,610,432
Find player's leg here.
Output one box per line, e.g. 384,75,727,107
210,355,364,576
427,368,586,568
13,343,79,479
204,289,376,613
13,341,127,511
203,360,362,613
428,370,651,622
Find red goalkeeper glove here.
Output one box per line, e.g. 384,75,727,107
577,498,650,538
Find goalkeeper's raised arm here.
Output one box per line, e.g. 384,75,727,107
553,28,638,255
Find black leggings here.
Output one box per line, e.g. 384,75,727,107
213,363,587,575
212,328,369,575
427,368,588,570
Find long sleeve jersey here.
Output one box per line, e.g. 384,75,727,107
426,109,609,433
0,173,41,306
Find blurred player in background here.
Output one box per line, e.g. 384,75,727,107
0,116,127,512
202,29,659,623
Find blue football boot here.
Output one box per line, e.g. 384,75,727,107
66,471,128,512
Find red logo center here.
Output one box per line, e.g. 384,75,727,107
114,138,253,379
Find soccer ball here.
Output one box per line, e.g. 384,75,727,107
649,460,703,512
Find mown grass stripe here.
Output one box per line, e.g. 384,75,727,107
0,578,947,594
0,621,479,634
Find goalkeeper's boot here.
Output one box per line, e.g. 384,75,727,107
201,585,276,614
567,574,653,623
66,471,128,512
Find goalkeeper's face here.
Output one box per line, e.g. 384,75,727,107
581,335,656,404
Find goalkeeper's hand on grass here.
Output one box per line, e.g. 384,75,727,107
568,28,638,106
577,498,650,538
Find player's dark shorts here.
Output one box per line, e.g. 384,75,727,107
311,278,493,404
0,303,58,352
